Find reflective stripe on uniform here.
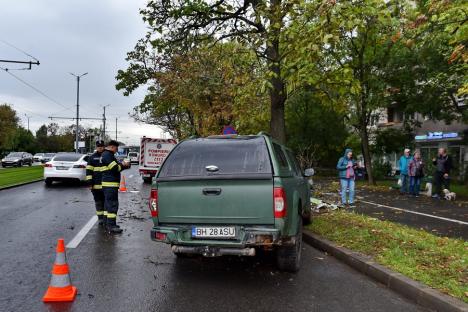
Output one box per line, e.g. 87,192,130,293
118,165,121,172
86,175,93,180
86,165,94,170
96,211,104,216
108,161,118,170
92,184,102,189
103,211,108,216
94,166,105,172
102,181,119,187
107,213,117,218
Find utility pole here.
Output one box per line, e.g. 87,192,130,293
102,105,110,141
24,114,30,132
115,117,118,141
69,72,88,153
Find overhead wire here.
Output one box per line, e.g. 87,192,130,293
0,39,40,62
0,67,73,112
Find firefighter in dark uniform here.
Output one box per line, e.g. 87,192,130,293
100,140,130,234
86,140,106,226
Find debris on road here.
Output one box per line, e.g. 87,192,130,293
310,197,339,213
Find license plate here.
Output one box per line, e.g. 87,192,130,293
191,227,236,238
56,166,69,170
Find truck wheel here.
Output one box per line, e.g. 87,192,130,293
302,210,312,225
45,178,53,186
143,177,152,184
276,218,302,272
28,161,32,166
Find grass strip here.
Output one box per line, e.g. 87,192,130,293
308,210,468,303
0,166,44,189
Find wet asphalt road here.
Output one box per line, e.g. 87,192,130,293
0,167,427,312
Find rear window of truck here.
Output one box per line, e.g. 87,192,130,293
158,137,272,178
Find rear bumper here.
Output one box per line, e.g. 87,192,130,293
151,225,294,253
44,170,86,181
172,245,256,257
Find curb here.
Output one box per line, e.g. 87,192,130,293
0,178,43,191
302,230,468,312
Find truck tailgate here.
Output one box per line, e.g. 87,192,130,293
158,179,274,225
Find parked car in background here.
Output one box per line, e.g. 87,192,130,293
42,153,56,163
128,152,139,164
33,153,45,162
43,153,89,186
149,134,312,272
1,152,33,167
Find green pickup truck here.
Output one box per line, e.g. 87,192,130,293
148,134,312,272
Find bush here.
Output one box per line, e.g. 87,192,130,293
372,160,392,179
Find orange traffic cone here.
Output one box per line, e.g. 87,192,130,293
42,238,77,302
118,176,128,192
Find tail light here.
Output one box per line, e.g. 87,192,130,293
154,231,166,240
149,189,158,217
44,163,53,167
273,187,287,218
73,164,86,168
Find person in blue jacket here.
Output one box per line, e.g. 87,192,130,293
336,148,357,207
398,148,413,194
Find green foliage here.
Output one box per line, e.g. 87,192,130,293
119,42,269,138
285,90,349,168
372,160,393,179
372,128,414,156
0,104,20,154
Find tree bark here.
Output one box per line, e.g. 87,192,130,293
268,70,287,143
359,126,375,185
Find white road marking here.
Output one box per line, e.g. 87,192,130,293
129,174,134,178
359,200,468,225
130,190,139,193
66,215,98,249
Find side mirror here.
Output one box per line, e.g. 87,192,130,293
304,168,315,177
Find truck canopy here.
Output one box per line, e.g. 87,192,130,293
156,136,274,225
158,136,272,180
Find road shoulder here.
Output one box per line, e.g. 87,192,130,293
302,230,468,312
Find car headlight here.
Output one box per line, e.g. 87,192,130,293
1,159,5,162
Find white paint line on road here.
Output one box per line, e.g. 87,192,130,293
130,190,139,193
359,200,468,225
129,174,134,178
66,215,98,249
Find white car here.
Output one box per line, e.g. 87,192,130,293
128,152,139,164
44,153,89,186
33,153,45,162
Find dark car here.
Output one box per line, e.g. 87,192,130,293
42,153,56,163
1,152,33,167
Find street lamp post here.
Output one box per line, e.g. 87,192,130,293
69,72,88,153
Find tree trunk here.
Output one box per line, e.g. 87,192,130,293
266,48,286,143
359,126,375,185
269,75,286,143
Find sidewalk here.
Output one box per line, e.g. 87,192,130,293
313,178,468,240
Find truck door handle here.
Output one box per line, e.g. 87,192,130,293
202,188,222,196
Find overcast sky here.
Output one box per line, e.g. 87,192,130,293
0,0,165,146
